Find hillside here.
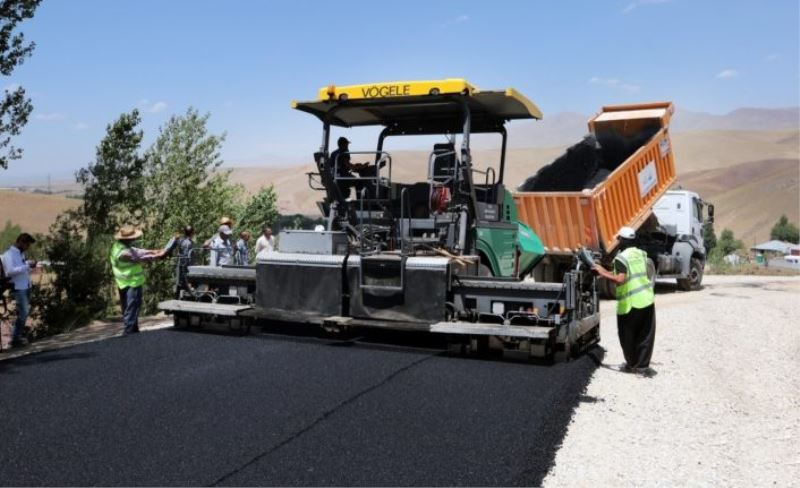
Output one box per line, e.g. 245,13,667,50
0,190,79,235
678,159,799,245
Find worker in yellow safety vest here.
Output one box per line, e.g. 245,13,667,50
592,226,656,373
110,226,168,335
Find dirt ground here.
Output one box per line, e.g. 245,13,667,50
544,275,800,487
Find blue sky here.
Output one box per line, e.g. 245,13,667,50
2,0,798,184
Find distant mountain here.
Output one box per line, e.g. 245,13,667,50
504,111,588,149
503,106,800,148
672,107,800,132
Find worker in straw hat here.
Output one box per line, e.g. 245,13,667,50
110,226,169,335
591,226,656,374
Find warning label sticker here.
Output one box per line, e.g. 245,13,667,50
659,137,670,158
638,161,658,197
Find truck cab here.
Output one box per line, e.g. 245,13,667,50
652,190,709,254
648,189,713,290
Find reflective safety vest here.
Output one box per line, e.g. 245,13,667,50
614,247,654,315
110,242,145,289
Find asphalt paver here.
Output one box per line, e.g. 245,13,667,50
0,328,599,486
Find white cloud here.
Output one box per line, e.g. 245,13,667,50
223,100,234,109
715,69,739,79
764,53,780,62
588,76,641,92
441,14,469,28
138,99,168,113
623,0,672,14
35,112,66,121
73,122,89,131
4,83,20,92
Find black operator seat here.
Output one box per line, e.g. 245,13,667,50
431,143,456,182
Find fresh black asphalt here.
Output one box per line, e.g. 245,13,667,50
0,328,601,486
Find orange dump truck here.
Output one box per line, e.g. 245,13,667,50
515,102,713,292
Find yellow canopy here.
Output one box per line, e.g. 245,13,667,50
292,79,543,134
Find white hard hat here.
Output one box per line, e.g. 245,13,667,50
617,226,636,240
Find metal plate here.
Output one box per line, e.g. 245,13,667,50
454,279,564,292
186,266,256,281
430,322,554,339
157,300,252,317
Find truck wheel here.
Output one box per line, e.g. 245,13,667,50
678,258,703,291
478,263,493,277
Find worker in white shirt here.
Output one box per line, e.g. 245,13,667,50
204,216,234,265
1,233,37,348
254,226,275,256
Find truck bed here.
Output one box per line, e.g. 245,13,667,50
513,102,677,255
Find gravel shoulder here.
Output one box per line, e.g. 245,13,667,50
544,275,800,487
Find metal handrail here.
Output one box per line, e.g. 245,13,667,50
306,171,325,190
470,166,498,203
333,150,393,199
399,187,410,255
427,150,458,183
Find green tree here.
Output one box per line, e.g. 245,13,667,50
139,108,243,312
0,0,41,170
769,214,799,243
0,220,45,260
76,110,146,237
0,219,21,250
703,222,717,253
33,112,148,333
31,210,115,336
717,228,744,256
237,185,279,238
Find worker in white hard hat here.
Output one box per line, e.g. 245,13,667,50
591,226,656,374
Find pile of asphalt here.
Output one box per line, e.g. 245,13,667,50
0,329,599,487
518,126,659,192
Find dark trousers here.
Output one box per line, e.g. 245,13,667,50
176,264,189,298
118,286,143,334
617,304,656,368
11,289,30,343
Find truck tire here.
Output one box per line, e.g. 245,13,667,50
677,258,703,291
598,278,616,299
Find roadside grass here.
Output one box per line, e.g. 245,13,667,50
706,262,800,276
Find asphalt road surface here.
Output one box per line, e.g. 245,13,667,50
0,328,599,486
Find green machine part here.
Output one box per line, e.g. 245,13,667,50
475,190,545,277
